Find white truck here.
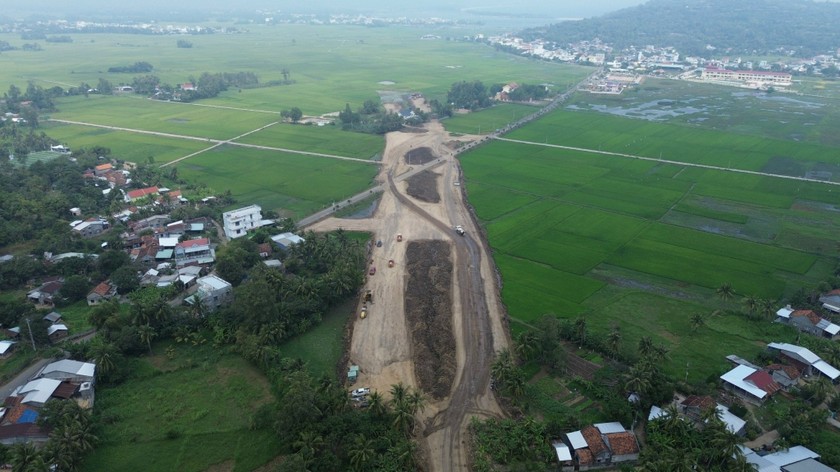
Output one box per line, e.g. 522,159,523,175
454,225,465,236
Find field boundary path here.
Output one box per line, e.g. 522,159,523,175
495,137,840,187
47,118,375,165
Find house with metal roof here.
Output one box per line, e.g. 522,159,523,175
560,422,639,469
185,274,233,313
777,306,840,340
720,365,781,404
174,238,215,268
37,359,96,384
767,342,840,382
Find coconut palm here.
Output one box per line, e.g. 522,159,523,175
137,324,156,354
574,317,587,346
88,338,118,380
348,435,376,471
638,336,655,359
607,326,622,355
514,331,538,361
742,295,759,318
717,282,735,302
758,298,776,321
11,442,47,472
624,363,652,399
690,313,705,333
367,391,387,417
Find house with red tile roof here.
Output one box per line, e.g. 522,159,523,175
560,422,639,469
94,163,113,176
125,186,159,202
789,310,840,340
721,364,782,404
87,281,116,306
174,238,215,268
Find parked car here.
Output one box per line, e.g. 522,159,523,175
351,387,370,398
369,266,376,275
376,240,382,247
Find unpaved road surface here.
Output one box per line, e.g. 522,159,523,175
307,120,508,471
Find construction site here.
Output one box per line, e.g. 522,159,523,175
307,119,509,472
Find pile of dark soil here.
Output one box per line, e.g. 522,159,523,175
404,240,455,399
406,170,440,203
404,146,436,165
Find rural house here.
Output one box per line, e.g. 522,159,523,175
71,218,109,238
819,289,840,313
0,341,16,360
174,238,215,267
720,364,781,404
223,204,267,239
185,274,233,313
739,445,837,472
27,278,64,306
776,305,840,340
561,422,639,470
47,324,69,343
767,342,840,383
87,281,116,305
125,186,160,202
270,232,305,251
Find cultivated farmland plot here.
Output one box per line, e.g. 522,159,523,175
1,25,588,218
461,87,840,381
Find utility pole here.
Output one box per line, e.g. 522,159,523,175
25,318,36,352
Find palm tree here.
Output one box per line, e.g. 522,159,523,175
574,317,587,346
137,324,156,354
514,331,538,361
638,336,655,358
717,282,735,302
88,339,118,380
607,326,622,355
742,295,759,318
367,391,387,417
758,299,776,321
690,313,705,333
11,442,47,472
348,435,375,471
293,430,323,457
390,382,408,406
407,389,426,416
624,363,652,398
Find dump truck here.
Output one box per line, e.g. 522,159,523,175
364,289,372,303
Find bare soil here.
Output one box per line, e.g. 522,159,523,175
306,120,510,472
405,240,456,399
405,146,437,165
407,170,441,203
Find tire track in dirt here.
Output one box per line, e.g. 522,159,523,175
387,172,497,472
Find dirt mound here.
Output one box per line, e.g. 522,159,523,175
405,146,436,165
404,240,455,399
406,170,440,203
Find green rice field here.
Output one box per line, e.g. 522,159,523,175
442,103,539,135
177,145,378,218
461,103,840,382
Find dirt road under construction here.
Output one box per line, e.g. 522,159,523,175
307,121,508,471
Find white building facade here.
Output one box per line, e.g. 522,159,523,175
223,205,263,239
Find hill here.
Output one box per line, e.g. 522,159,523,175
522,0,840,57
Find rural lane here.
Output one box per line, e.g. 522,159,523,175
495,137,840,187
46,119,376,165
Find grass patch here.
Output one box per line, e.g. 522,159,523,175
81,342,280,472
442,103,539,135
178,145,378,219
276,297,356,379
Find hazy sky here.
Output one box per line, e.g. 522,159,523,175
2,0,648,20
